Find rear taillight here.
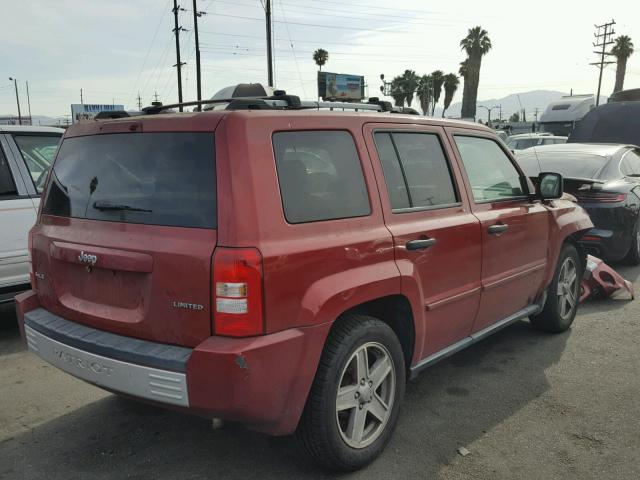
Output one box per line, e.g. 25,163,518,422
212,247,264,337
576,192,627,203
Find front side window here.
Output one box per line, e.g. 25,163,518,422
273,131,370,223
12,134,62,193
455,135,525,202
374,132,457,210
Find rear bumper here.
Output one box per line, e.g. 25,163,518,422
579,227,631,261
16,291,330,435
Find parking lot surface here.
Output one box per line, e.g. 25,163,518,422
2,265,639,480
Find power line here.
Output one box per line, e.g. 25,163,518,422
197,30,448,51
206,0,454,26
203,12,431,33
127,0,172,107
278,1,306,96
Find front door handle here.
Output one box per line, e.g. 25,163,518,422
406,238,437,251
488,223,509,235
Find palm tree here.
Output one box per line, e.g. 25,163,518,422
442,73,460,118
313,49,329,71
417,75,433,116
458,60,470,118
430,70,445,115
459,26,492,119
390,76,405,107
611,36,634,93
400,69,420,107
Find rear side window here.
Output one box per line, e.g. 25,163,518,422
273,131,370,223
455,135,524,202
374,132,457,210
0,147,17,197
620,150,640,176
43,132,216,228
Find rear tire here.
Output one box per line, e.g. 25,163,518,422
296,314,405,471
624,216,640,265
530,243,582,333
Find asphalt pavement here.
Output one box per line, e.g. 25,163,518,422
1,265,639,479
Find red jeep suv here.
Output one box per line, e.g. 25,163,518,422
16,100,592,470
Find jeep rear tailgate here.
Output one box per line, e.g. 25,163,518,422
31,129,218,347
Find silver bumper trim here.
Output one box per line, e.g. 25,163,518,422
25,325,190,407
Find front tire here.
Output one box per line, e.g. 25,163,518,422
530,243,582,333
296,314,405,471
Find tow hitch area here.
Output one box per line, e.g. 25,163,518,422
580,255,635,302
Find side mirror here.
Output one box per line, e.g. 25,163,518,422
537,172,564,200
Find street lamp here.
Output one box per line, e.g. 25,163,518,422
478,105,499,127
8,77,22,125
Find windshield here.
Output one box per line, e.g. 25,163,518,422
507,138,539,150
517,151,608,179
42,132,216,229
12,134,62,193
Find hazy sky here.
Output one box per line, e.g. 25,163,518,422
1,0,638,118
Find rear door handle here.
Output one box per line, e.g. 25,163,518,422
406,238,437,251
488,223,509,235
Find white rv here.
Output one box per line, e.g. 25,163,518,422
539,94,596,136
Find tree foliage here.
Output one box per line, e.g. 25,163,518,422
312,49,329,71
611,35,634,93
442,73,460,117
417,75,433,116
459,26,492,119
430,70,445,115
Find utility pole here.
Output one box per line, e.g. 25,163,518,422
265,0,273,87
498,104,502,122
8,77,22,125
25,81,32,125
591,20,616,106
80,88,84,106
154,91,160,102
172,0,187,111
137,92,143,110
192,0,205,111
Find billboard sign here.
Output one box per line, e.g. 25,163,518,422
318,72,365,101
71,103,125,123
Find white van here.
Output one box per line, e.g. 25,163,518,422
0,125,63,302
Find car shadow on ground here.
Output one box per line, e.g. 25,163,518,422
0,303,22,356
0,318,570,480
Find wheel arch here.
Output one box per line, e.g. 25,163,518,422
332,294,416,375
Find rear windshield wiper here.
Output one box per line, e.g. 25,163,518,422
92,201,152,213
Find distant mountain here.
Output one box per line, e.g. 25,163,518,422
437,90,574,121
0,114,67,126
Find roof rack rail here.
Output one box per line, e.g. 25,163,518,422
141,90,419,115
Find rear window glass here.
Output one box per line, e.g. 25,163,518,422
517,152,608,179
273,131,370,223
12,134,61,193
42,132,216,229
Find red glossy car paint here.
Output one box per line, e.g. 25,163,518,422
17,110,592,435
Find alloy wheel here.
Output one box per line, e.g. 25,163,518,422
335,342,396,449
557,257,579,320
